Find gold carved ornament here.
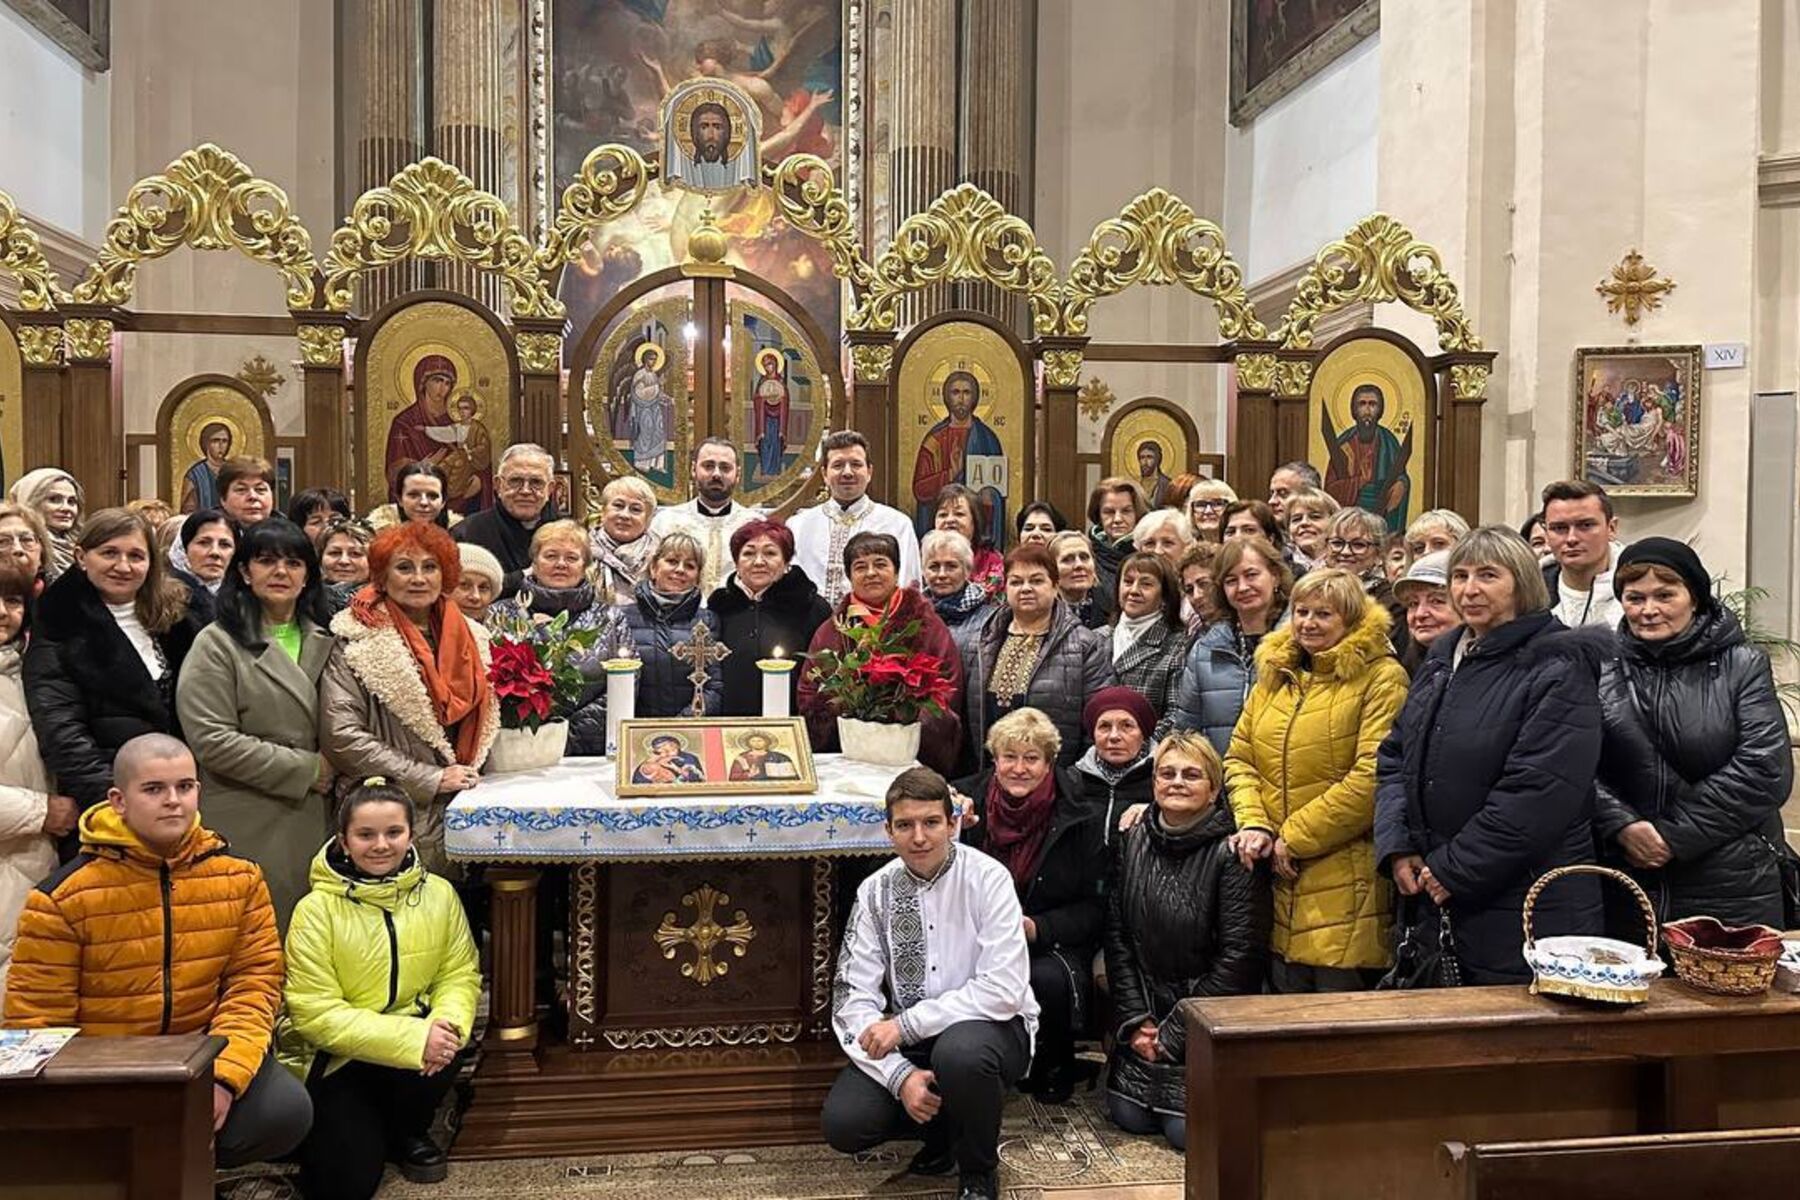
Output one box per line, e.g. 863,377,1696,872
323,158,561,319
654,884,756,987
853,184,1060,336
515,330,563,374
296,325,345,367
1275,214,1483,355
0,190,68,311
602,1022,801,1051
63,318,114,363
1450,363,1491,401
17,325,64,366
70,144,318,309
1236,353,1315,397
1077,377,1115,422
1060,188,1266,340
535,143,656,270
1597,249,1675,327
765,155,877,299
810,859,834,1020
850,342,892,384
1041,348,1083,390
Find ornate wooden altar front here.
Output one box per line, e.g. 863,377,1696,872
444,756,897,1157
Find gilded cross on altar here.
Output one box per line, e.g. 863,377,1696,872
653,885,756,987
671,621,730,716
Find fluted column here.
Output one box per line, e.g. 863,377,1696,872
432,0,507,313
889,0,959,326
959,0,1035,327
348,0,427,313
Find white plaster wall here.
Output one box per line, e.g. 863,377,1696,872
1225,33,1380,283
0,3,110,239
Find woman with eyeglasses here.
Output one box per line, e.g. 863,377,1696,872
0,504,48,588
1325,507,1409,656
176,519,338,927
1185,480,1237,545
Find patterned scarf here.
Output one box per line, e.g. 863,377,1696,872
984,771,1058,889
933,581,990,625
1076,741,1150,787
592,529,658,599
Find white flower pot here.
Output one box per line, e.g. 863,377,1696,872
486,719,570,774
836,717,922,767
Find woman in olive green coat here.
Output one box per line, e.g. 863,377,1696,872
175,520,336,927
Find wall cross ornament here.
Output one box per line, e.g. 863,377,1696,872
1077,377,1115,422
671,621,730,716
653,884,756,987
1597,249,1675,327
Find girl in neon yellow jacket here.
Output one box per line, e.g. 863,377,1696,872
280,779,480,1198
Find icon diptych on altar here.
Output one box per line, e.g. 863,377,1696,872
615,717,817,798
1307,334,1432,536
898,321,1026,546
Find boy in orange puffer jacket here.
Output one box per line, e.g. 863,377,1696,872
4,733,312,1167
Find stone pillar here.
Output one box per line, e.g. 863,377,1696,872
958,0,1036,325
345,0,427,312
431,0,508,314
888,0,959,325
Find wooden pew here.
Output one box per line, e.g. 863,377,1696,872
1439,1127,1800,1199
0,1033,225,1200
1181,982,1800,1200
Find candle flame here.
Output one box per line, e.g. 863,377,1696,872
774,646,785,658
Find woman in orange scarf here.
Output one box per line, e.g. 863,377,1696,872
320,522,498,876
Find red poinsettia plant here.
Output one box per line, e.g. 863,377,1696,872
807,616,958,724
486,603,606,732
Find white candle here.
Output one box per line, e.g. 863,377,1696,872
758,654,798,719
604,658,642,757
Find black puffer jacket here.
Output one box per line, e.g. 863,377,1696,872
1594,607,1793,929
23,569,200,808
708,569,832,717
1104,802,1270,1115
1071,747,1155,850
955,767,1108,958
622,581,723,718
1374,611,1606,984
962,600,1114,770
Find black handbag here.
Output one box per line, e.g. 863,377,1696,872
1377,892,1463,990
1759,835,1800,929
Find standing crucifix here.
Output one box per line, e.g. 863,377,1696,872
671,621,731,716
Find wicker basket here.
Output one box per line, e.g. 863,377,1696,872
1522,865,1664,1004
1663,916,1783,996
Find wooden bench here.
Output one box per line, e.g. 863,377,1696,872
1439,1126,1800,1199
0,1033,225,1200
1181,982,1800,1200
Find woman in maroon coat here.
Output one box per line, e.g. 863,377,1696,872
798,531,964,775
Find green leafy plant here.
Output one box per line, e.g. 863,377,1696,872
1719,583,1800,721
485,602,606,731
806,616,957,724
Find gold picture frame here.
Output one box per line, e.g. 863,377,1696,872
616,717,817,798
1572,344,1702,498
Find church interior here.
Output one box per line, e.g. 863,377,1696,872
3,1,1800,1198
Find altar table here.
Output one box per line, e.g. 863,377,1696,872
1181,982,1800,1200
445,754,901,1158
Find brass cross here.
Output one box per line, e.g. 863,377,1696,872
653,885,756,987
671,620,731,716
1596,249,1676,326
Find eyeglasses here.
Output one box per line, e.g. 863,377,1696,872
500,476,550,493
0,534,38,550
1191,499,1228,512
1327,538,1378,554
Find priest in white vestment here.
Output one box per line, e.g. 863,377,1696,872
650,437,763,597
790,431,921,607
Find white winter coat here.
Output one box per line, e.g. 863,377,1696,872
0,641,57,1007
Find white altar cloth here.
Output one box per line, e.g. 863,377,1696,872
444,754,910,863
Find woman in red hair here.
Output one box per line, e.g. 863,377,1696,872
319,521,498,876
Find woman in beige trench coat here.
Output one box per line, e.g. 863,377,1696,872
175,519,336,929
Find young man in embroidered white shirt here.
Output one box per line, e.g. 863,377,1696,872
649,436,763,596
823,766,1037,1200
789,430,921,607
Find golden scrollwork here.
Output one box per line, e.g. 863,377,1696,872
1077,377,1116,422
295,324,345,367
515,330,563,374
810,859,834,1021
536,143,656,268
570,862,598,1032
71,144,317,310
765,154,875,296
1061,189,1265,340
64,318,114,363
653,884,756,987
1275,214,1482,354
1274,359,1314,397
1450,362,1491,400
1042,348,1083,390
850,341,892,384
0,190,67,311
17,325,64,366
324,157,560,319
602,1021,802,1051
856,184,1060,335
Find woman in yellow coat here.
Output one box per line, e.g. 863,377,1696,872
280,779,480,1199
1225,568,1409,992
